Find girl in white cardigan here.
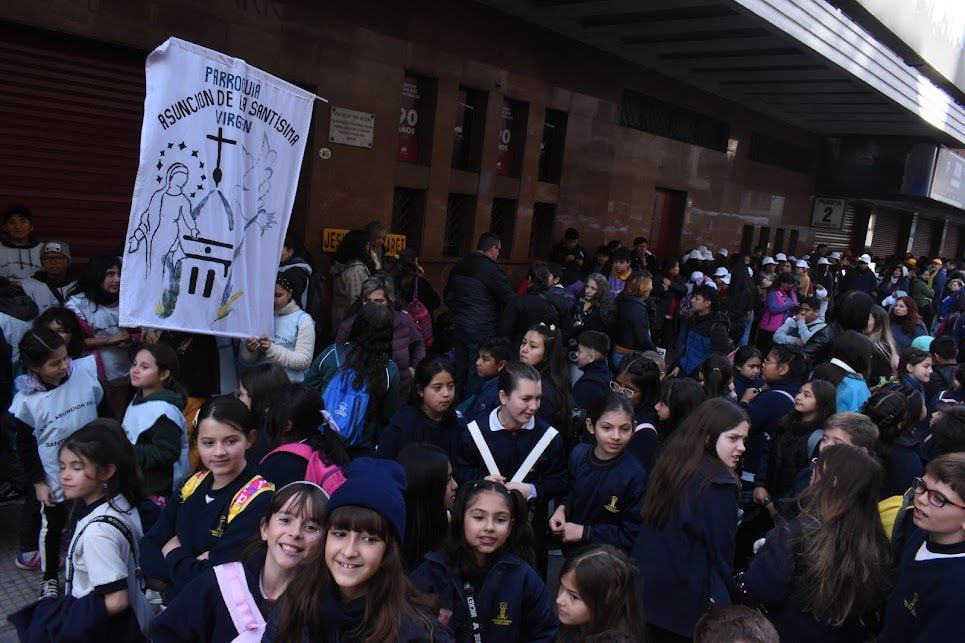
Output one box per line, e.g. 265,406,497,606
240,274,315,383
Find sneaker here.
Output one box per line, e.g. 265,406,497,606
14,551,41,571
39,578,60,599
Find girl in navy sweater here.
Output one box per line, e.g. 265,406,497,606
378,356,461,460
257,382,349,489
555,545,644,642
863,386,925,499
518,323,572,436
653,377,707,442
732,346,764,401
268,458,449,642
614,356,662,470
633,398,749,641
149,481,327,642
410,480,558,642
742,444,891,643
549,393,646,555
899,347,932,399
140,396,274,599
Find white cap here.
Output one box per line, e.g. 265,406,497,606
795,260,809,269
705,279,718,290
789,256,797,263
747,266,754,277
690,271,704,283
775,253,787,261
815,286,828,298
830,252,842,260
701,250,714,261
721,274,731,285
762,256,777,266
714,267,730,277
858,253,872,264
718,248,729,257
817,257,831,265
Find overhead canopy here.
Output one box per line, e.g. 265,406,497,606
475,0,965,145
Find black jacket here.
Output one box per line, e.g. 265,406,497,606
612,294,655,352
499,290,568,347
444,252,515,339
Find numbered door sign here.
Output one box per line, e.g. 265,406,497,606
811,197,846,230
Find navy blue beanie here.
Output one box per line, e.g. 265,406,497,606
323,457,407,542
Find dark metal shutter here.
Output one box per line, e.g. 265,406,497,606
869,207,903,258
0,24,144,263
910,217,940,258
812,200,856,250
941,223,962,258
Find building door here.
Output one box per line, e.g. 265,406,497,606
650,188,686,260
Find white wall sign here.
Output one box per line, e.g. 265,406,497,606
329,106,375,148
811,197,846,230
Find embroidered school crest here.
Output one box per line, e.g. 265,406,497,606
604,495,620,513
492,602,512,626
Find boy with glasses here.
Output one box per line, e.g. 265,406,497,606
881,453,965,642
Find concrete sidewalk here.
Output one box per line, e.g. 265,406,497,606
0,500,45,643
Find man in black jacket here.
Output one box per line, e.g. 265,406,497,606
444,232,516,396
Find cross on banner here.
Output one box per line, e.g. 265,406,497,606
206,126,237,186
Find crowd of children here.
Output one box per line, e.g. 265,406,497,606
3,211,965,642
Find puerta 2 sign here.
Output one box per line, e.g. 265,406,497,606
120,38,314,338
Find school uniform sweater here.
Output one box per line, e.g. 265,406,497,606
571,360,610,413
535,371,565,432
562,444,646,553
742,520,868,643
633,458,740,638
733,372,763,402
410,551,558,643
741,379,799,483
149,555,270,643
880,529,965,643
122,388,187,497
453,409,567,503
455,374,499,422
262,592,454,642
139,464,273,596
376,404,463,460
626,410,660,472
879,438,924,499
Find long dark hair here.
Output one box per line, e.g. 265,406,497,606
265,383,349,466
61,418,145,511
333,229,371,269
812,331,873,386
344,302,394,401
525,323,572,429
442,480,533,579
793,444,891,626
240,362,290,430
657,377,707,439
273,505,437,643
409,356,457,415
398,443,451,570
862,385,919,446
393,247,420,300
642,398,747,529
558,545,645,639
72,254,121,307
34,307,84,358
700,354,733,398
775,379,836,433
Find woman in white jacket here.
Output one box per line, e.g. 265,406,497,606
240,274,315,383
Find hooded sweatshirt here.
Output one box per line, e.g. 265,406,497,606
0,238,43,281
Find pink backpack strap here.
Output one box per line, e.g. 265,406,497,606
214,562,266,642
260,441,314,464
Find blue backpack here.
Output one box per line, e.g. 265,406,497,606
321,345,387,447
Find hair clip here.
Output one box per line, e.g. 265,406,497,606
191,408,201,430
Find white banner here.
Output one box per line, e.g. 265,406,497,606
120,37,314,338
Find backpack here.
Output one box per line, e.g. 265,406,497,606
259,442,346,497
214,562,266,642
406,279,433,348
179,471,273,529
321,345,389,447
